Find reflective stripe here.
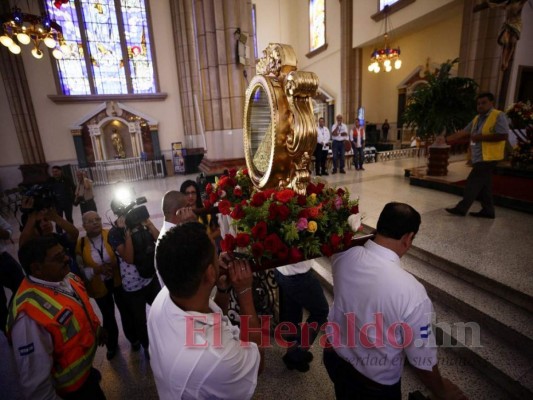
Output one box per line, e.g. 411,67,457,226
14,290,80,342
54,343,96,390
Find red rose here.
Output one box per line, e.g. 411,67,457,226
251,221,268,240
252,242,264,259
251,192,267,207
330,233,342,249
268,203,278,220
350,205,359,214
321,243,333,257
343,231,354,247
221,234,236,252
209,193,218,204
277,204,290,221
297,195,307,206
263,189,276,199
336,188,346,196
242,168,249,175
218,200,232,215
308,207,320,218
233,186,243,197
306,182,318,195
206,183,213,194
203,200,212,209
275,189,296,203
264,233,283,253
297,209,309,219
277,243,289,261
289,247,304,263
218,176,230,189
230,204,245,220
228,168,237,178
235,233,251,248
316,183,325,193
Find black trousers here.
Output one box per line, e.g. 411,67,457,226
94,280,120,351
455,161,497,215
314,144,328,174
121,278,160,348
323,346,401,400
80,199,97,215
0,251,24,332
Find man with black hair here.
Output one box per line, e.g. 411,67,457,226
148,222,263,400
7,237,105,399
445,92,509,219
324,202,466,400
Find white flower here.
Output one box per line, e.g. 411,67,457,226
348,213,361,232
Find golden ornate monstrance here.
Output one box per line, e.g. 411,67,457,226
243,43,318,195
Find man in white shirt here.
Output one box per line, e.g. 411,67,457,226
0,216,24,334
324,203,466,399
331,114,349,174
155,190,196,286
351,119,366,171
149,222,264,400
314,117,331,176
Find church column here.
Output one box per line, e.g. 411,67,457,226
0,2,48,183
340,0,361,121
171,0,255,175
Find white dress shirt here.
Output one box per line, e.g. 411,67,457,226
331,123,348,141
317,125,331,149
148,287,260,400
328,240,437,385
351,126,366,148
155,220,176,287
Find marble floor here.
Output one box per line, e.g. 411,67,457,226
1,155,531,399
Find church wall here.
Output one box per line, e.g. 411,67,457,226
254,0,343,115
361,3,463,128
0,0,184,186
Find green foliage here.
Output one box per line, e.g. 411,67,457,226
402,58,478,138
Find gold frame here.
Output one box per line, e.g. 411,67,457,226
243,43,319,195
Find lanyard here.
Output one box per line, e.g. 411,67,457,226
88,235,105,263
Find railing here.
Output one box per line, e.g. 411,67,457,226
71,158,165,186
377,147,425,162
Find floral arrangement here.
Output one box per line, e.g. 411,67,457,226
203,168,254,211
212,171,364,268
506,102,533,168
506,101,533,130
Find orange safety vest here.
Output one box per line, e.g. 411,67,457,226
7,273,101,395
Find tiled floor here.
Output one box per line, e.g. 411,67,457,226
1,155,531,399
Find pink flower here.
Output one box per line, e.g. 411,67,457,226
296,218,308,231
334,196,343,210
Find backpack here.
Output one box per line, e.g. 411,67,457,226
130,226,156,279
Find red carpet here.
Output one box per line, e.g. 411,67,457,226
454,175,533,203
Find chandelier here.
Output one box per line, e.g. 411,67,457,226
368,6,402,73
0,7,69,60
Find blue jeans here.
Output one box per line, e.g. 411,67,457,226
354,146,365,169
332,141,346,171
274,269,329,349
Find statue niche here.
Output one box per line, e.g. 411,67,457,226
104,124,132,160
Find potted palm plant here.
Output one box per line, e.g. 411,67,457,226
402,58,478,175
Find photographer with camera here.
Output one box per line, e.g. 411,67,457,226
19,204,80,276
107,198,161,358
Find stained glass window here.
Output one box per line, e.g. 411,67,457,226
380,0,400,10
45,0,156,95
309,0,325,52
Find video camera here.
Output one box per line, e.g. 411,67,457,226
19,184,56,213
111,196,149,230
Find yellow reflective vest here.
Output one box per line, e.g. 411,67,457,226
7,273,100,396
471,109,506,162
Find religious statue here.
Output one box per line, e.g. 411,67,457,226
111,129,126,158
474,0,529,71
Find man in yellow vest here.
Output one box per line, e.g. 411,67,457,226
77,211,125,360
7,236,106,399
445,92,509,219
